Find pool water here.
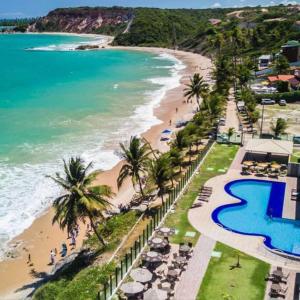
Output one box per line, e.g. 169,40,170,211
212,179,300,257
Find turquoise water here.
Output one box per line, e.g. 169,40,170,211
0,34,184,255
213,180,300,256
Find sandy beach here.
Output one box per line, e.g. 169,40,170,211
0,44,212,299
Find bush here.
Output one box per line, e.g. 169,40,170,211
255,91,300,103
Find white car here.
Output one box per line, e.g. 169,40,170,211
279,99,287,106
261,99,275,105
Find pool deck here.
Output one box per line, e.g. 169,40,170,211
188,146,300,271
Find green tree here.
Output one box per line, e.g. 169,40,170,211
237,64,253,88
172,130,188,151
274,55,290,74
227,127,235,143
168,147,183,173
117,136,151,198
276,80,289,93
271,118,288,137
48,157,113,247
184,73,209,111
147,156,170,205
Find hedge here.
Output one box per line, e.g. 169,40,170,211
255,91,300,103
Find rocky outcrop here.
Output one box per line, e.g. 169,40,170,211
28,7,133,34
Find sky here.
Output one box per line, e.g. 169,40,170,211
0,0,299,18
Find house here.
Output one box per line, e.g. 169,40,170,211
281,40,300,63
209,19,222,26
268,74,299,89
258,55,272,68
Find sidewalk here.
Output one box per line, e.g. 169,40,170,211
174,235,216,300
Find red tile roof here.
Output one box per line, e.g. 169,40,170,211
268,75,295,82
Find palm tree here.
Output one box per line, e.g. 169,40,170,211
172,130,187,151
271,118,288,138
168,147,183,173
117,136,151,198
48,157,113,247
227,127,235,143
184,73,209,111
147,156,170,205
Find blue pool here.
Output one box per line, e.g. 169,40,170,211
212,179,300,257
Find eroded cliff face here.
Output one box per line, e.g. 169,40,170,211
28,7,133,34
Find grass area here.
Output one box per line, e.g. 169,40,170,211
164,144,239,245
291,149,300,163
197,243,270,300
33,211,139,300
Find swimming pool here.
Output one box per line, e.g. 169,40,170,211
212,179,300,257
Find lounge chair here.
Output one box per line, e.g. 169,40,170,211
191,202,203,209
198,197,209,202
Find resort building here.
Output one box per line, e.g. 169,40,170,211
208,18,222,26
267,74,299,89
258,54,272,68
281,40,300,63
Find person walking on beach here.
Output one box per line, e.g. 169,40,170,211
176,107,178,113
27,253,31,264
50,250,55,265
169,120,172,126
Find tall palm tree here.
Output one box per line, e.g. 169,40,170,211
271,118,288,138
184,73,209,111
172,130,187,151
48,157,113,247
147,156,170,205
117,136,151,198
227,127,235,144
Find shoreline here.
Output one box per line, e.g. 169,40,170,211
0,45,212,299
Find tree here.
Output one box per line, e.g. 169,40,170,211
271,118,288,137
274,55,290,74
184,73,209,111
48,157,113,247
117,136,151,198
227,127,235,143
168,147,183,173
147,156,170,205
172,130,188,151
237,64,253,88
276,80,289,93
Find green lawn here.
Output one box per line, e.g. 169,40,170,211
164,144,239,245
197,243,270,300
291,150,300,163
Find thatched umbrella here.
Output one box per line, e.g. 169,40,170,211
141,251,163,263
120,282,144,295
130,268,153,283
144,288,168,300
148,237,168,249
156,227,175,237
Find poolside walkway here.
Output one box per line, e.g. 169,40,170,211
174,235,216,300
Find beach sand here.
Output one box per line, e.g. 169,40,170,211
0,46,212,299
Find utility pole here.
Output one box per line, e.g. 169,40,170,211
260,103,265,138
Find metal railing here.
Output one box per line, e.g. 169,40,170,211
97,139,215,300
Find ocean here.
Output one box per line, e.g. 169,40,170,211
0,33,185,258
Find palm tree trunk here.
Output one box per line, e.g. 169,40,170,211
88,216,106,247
160,194,164,206
137,175,145,198
196,96,200,111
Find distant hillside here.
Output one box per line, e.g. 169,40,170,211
28,7,133,35
27,5,300,56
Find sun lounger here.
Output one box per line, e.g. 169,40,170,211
191,203,203,209
201,186,212,191
198,197,209,202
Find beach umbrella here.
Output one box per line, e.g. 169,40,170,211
130,268,153,283
144,288,168,300
141,251,163,263
120,282,144,295
161,129,172,135
156,227,175,237
131,204,148,212
148,237,168,249
243,161,253,166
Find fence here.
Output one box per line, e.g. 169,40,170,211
97,139,214,300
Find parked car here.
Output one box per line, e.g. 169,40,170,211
279,99,287,106
261,99,275,105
